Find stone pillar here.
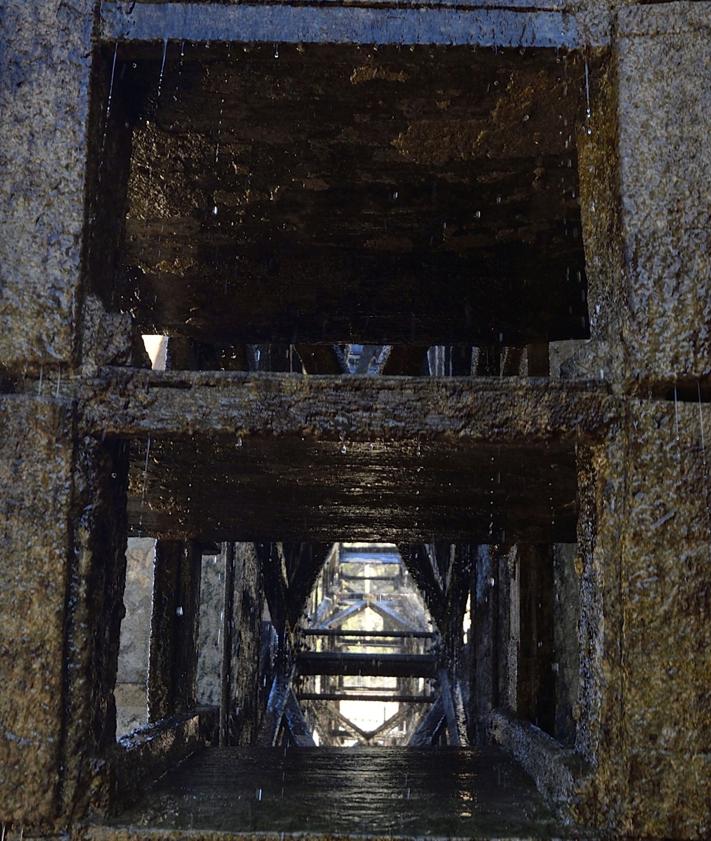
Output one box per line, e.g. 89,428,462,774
116,538,155,737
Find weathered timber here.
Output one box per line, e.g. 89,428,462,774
79,372,618,542
100,3,610,48
95,43,594,345
297,693,434,703
219,543,235,746
148,541,202,720
295,651,437,678
409,695,446,747
283,690,316,748
301,629,434,639
83,370,617,442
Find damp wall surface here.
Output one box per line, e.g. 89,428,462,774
0,1,710,838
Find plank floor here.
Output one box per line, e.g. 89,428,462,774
107,746,574,839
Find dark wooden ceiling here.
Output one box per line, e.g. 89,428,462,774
103,42,589,345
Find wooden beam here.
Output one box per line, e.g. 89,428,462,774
283,690,316,747
301,629,434,639
100,3,611,49
219,542,236,746
409,695,446,746
83,370,617,444
295,651,437,678
256,666,292,747
148,540,202,721
297,693,434,704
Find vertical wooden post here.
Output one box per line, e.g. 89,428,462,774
219,542,236,745
174,540,203,713
148,540,202,721
471,545,497,744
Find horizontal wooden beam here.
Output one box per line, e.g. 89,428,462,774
295,651,438,678
301,629,434,639
83,369,617,444
79,371,617,542
298,692,435,703
100,2,610,48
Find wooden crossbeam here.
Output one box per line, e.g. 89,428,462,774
302,629,434,639
295,651,437,678
298,693,434,704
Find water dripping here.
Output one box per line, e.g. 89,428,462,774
173,40,186,103
100,42,119,159
215,95,225,165
156,39,169,105
584,60,592,134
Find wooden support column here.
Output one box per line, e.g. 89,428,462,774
230,543,263,745
382,345,430,375
471,545,497,744
474,345,502,376
148,540,202,721
219,542,236,745
517,544,555,735
526,343,550,376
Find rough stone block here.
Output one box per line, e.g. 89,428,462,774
617,4,711,384
619,400,711,834
0,396,73,822
0,1,95,371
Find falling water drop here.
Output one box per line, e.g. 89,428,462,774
100,42,119,159
156,38,168,105
584,59,592,134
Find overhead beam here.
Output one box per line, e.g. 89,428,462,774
100,2,610,48
301,629,434,639
83,370,618,443
295,651,437,678
298,693,434,703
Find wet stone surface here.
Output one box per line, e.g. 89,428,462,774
108,746,569,838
